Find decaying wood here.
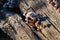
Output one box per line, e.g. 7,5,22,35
19,0,60,40
1,14,41,40
0,0,60,40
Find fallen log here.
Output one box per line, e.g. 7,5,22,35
19,0,60,40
